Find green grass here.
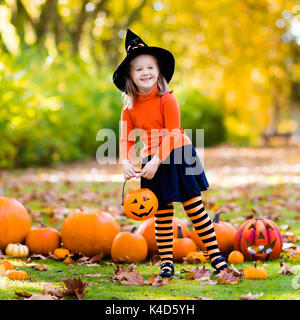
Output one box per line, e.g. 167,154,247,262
1,180,300,300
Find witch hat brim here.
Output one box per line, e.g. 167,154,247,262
113,29,175,92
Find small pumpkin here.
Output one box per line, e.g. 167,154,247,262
54,248,70,259
25,223,61,255
243,263,268,279
191,210,237,253
228,250,244,264
137,217,190,257
5,243,29,257
186,251,209,263
123,184,158,221
0,264,6,276
234,207,283,261
5,270,28,280
0,196,31,250
173,226,197,262
111,226,148,263
0,260,14,271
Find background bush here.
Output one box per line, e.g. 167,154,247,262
0,50,226,168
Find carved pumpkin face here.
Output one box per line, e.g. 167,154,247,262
123,188,158,221
234,218,283,261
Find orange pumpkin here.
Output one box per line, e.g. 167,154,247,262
0,260,14,271
137,217,190,257
173,226,197,262
111,226,148,263
228,250,244,264
54,248,70,259
234,208,283,261
5,270,28,280
25,223,61,255
243,263,268,279
123,186,158,221
191,210,236,253
61,210,120,257
0,197,31,250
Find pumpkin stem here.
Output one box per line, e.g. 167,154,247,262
254,261,257,268
40,223,45,228
213,209,222,223
130,226,137,234
177,225,184,238
251,207,263,219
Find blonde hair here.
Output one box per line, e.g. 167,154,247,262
121,57,171,110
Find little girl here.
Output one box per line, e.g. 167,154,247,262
113,29,229,277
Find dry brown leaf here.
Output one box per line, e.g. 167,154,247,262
146,274,171,287
63,257,75,265
29,254,47,260
278,261,295,275
111,266,146,286
182,256,202,264
216,269,239,285
15,291,32,298
61,278,88,299
33,264,48,271
25,294,58,300
182,296,214,300
240,292,264,300
84,273,106,278
186,266,212,281
42,284,64,298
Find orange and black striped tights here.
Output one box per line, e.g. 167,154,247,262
155,195,228,274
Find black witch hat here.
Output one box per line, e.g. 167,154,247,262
112,29,175,92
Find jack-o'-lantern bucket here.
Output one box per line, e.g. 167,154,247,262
122,179,158,221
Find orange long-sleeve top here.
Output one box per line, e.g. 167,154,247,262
119,84,192,162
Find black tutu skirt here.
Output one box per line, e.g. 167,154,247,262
140,144,209,205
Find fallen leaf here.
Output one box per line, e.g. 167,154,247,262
186,266,212,281
33,264,48,271
111,265,146,286
25,294,58,300
63,257,75,265
278,261,295,275
15,291,32,298
42,284,64,298
146,274,171,287
182,296,214,300
84,273,106,278
61,278,88,299
29,254,47,260
240,292,264,300
216,269,239,285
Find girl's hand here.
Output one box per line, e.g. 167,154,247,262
139,155,162,180
122,160,140,180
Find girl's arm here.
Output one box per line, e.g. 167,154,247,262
120,108,140,179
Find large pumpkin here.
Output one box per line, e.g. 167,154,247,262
123,188,158,221
111,226,148,263
61,210,120,257
25,223,61,255
0,197,31,250
191,210,236,253
137,217,190,257
233,208,283,261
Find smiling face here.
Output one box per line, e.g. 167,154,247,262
129,54,159,94
123,188,158,221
